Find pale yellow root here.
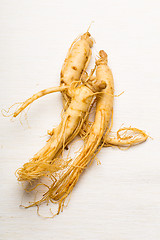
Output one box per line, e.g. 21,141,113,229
60,32,94,109
13,86,68,117
18,50,149,216
103,127,148,147
16,77,106,182
23,50,113,215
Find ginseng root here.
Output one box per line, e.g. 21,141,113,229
103,127,148,147
16,78,106,182
60,32,94,108
15,50,148,217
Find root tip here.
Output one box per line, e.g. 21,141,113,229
99,50,108,60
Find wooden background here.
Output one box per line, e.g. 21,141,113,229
0,0,160,239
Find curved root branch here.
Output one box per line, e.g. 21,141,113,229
104,127,148,148
13,85,68,117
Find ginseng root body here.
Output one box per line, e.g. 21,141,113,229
14,50,148,216
16,78,106,182
60,32,93,108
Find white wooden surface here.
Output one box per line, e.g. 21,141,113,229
0,0,160,239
